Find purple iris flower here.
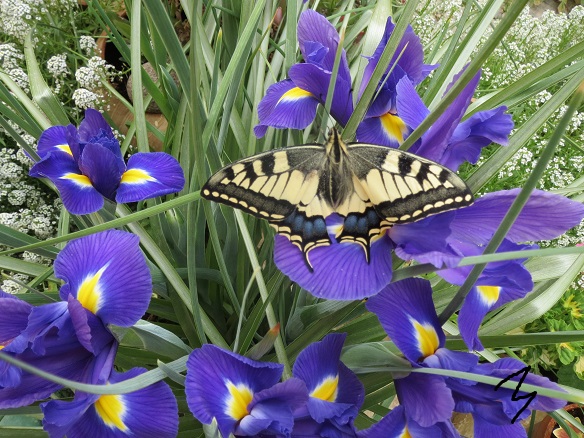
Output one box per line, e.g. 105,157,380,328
366,278,565,437
185,344,308,437
29,109,185,215
291,333,364,437
391,189,584,350
254,10,353,138
41,364,178,438
0,230,155,411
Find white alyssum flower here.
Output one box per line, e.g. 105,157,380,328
79,36,99,56
72,87,100,109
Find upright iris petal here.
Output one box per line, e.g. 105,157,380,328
254,10,353,137
186,344,308,438
30,109,185,214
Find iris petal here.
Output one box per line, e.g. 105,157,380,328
54,230,152,327
116,152,185,203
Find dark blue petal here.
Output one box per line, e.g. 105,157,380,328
116,152,185,203
395,373,455,427
356,114,409,148
366,278,445,363
0,294,31,344
36,125,74,159
289,63,354,125
441,107,513,170
395,75,430,131
409,71,481,167
297,10,351,83
185,344,283,438
29,152,104,215
78,143,125,201
78,109,122,162
237,378,308,437
473,415,526,438
54,230,153,327
254,79,320,138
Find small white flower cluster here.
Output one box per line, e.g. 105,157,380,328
73,56,118,110
1,273,30,294
0,43,30,93
79,35,99,56
46,53,69,94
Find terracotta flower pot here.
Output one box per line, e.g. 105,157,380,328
533,404,584,438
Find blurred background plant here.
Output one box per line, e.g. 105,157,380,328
0,0,584,436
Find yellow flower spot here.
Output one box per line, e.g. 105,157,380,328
94,394,128,431
225,381,253,420
477,285,501,306
77,265,108,314
380,113,408,144
120,169,156,185
401,425,412,438
56,144,73,155
413,320,439,358
277,87,314,104
310,375,339,402
61,173,92,187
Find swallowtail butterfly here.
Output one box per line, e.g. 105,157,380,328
202,129,473,269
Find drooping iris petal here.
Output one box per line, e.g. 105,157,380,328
442,107,513,170
273,228,394,300
366,279,445,363
450,189,584,244
67,296,114,355
41,367,178,438
185,344,285,438
293,333,364,431
237,378,308,437
54,230,152,327
254,79,320,138
0,292,31,345
394,373,455,427
116,152,185,203
297,10,351,84
408,71,481,167
29,152,104,215
355,114,409,148
78,143,125,201
289,61,353,126
77,108,123,162
395,75,430,132
36,125,74,159
472,415,526,438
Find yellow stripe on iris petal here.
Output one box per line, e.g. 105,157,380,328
77,265,108,314
310,375,339,402
95,394,128,431
120,168,156,185
476,286,501,306
277,87,314,105
380,113,408,144
56,144,73,155
61,173,93,187
400,426,412,438
225,381,253,420
412,320,439,358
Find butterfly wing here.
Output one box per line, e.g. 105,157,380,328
334,143,473,258
201,146,333,265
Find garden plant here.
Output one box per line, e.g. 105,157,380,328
1,0,584,437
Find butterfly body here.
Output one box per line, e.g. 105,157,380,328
202,130,473,269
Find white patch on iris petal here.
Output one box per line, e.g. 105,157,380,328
77,265,108,314
476,285,501,306
120,168,157,185
95,394,128,431
411,318,439,359
310,374,339,402
225,381,253,420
